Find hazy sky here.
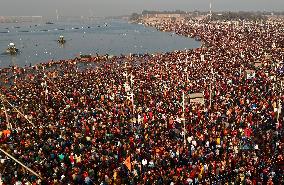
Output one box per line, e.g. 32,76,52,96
0,0,283,17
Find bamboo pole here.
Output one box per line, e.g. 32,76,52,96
43,75,68,104
0,147,42,180
182,91,186,146
2,103,12,130
0,94,35,127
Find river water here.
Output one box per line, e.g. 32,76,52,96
0,19,200,68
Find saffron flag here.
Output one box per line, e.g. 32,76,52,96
3,130,11,137
124,156,131,171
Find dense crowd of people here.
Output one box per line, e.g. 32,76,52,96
0,17,283,184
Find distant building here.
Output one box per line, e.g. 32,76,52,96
0,16,42,23
142,14,183,19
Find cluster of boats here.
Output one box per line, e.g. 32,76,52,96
4,35,66,55
1,21,112,55
0,21,109,35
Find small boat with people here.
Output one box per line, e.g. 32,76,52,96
195,36,202,41
57,35,66,44
188,33,195,38
5,43,19,55
18,30,30,33
80,54,92,58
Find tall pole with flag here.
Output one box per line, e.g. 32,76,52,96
209,82,212,108
124,61,135,126
209,1,212,21
209,62,213,109
182,91,186,146
277,80,283,122
56,9,59,22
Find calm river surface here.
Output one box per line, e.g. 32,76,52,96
0,19,200,67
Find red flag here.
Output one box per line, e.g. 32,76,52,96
124,156,131,171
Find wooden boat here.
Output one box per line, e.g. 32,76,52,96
57,36,66,44
6,43,19,55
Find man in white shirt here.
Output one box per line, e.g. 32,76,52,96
142,159,147,166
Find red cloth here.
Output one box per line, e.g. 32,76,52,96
244,127,252,137
149,111,153,120
143,113,148,124
70,155,74,163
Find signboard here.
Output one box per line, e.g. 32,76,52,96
189,93,205,105
245,70,255,79
200,54,205,62
254,60,262,68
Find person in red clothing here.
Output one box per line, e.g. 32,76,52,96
244,127,253,138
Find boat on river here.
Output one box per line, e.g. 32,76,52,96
5,43,19,55
57,35,66,44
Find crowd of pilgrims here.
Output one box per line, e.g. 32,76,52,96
0,18,283,184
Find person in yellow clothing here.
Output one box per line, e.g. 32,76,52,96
198,164,204,181
113,170,117,181
216,137,221,145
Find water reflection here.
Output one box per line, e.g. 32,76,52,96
11,56,17,66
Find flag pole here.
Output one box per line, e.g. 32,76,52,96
277,80,283,122
209,81,212,108
182,91,186,146
2,103,12,130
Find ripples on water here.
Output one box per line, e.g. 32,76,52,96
0,19,200,67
